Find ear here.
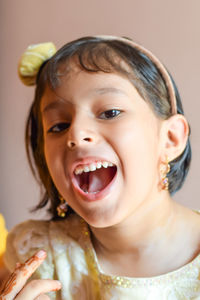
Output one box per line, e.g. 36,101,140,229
159,114,189,161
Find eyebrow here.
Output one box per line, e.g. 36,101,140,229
41,99,70,115
93,87,128,96
42,87,128,115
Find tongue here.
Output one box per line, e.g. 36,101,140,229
80,167,115,193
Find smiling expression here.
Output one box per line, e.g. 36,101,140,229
41,68,163,228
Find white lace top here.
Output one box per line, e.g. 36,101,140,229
4,214,200,300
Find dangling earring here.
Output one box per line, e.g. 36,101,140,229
160,156,170,190
57,195,68,217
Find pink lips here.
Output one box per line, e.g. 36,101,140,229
70,158,117,201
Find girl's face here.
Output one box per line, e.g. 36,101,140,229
41,67,163,228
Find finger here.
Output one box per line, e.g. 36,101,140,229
15,262,21,269
35,294,51,300
15,279,61,300
0,250,46,300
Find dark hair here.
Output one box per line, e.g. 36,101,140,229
25,36,191,219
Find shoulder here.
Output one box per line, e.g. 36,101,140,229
7,219,50,252
4,214,83,272
4,219,50,271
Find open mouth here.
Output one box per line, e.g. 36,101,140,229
74,163,117,194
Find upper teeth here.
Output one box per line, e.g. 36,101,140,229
74,161,114,175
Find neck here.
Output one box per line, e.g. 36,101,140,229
89,193,199,276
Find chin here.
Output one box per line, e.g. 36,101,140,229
78,205,125,229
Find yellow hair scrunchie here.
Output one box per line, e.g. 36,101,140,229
18,42,57,86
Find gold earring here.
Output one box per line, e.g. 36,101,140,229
57,195,68,217
160,156,170,190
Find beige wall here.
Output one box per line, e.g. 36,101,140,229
1,0,200,229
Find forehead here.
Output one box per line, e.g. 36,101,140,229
40,69,155,118
44,48,136,91
39,48,154,114
40,54,139,105
39,42,168,118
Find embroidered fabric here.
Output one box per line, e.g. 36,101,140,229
4,214,200,300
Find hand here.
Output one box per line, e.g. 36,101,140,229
0,250,61,300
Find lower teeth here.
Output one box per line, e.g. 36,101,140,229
83,189,100,194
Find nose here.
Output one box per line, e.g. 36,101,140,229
66,118,98,150
67,135,94,149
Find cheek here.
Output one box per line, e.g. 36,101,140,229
43,139,62,181
43,140,52,169
43,138,72,191
112,118,159,189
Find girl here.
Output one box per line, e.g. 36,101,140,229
1,36,200,300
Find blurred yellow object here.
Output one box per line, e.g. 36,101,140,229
0,214,8,265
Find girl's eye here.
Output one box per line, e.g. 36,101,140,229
47,122,70,133
99,109,122,120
